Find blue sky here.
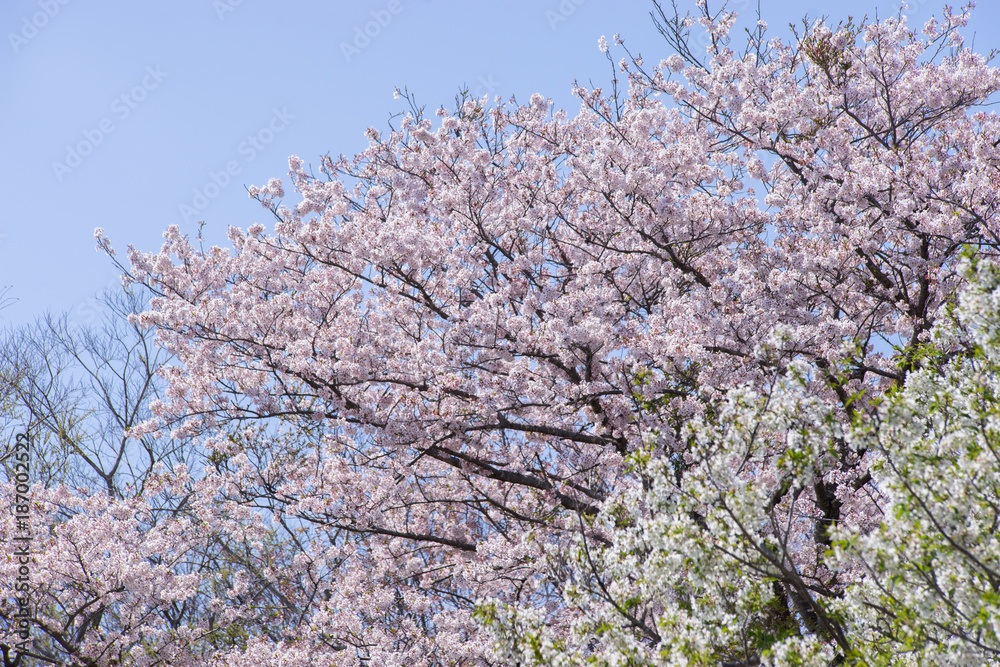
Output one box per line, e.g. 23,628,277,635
2,0,997,330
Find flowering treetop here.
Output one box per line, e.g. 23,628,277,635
7,2,994,665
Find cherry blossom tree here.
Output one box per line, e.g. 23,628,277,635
4,1,998,665
1,295,324,666
0,294,222,666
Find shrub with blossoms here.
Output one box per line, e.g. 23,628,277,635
4,1,1000,665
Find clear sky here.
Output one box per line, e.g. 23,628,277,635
2,0,997,330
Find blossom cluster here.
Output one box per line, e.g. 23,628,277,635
483,257,1000,666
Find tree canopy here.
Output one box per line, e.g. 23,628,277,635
4,2,1000,665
